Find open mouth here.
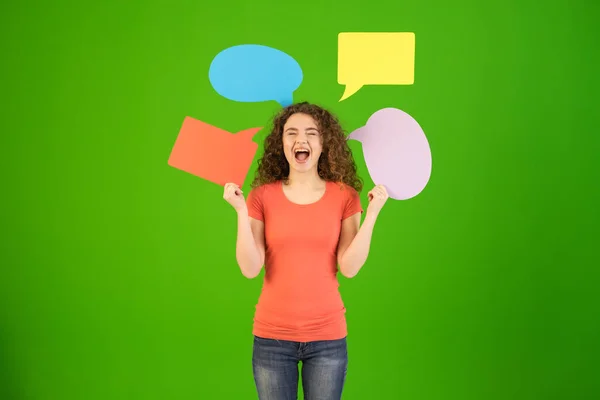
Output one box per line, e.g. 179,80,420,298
294,148,310,163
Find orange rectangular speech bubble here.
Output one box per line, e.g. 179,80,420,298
168,117,261,187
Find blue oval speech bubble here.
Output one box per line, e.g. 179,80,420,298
208,44,303,107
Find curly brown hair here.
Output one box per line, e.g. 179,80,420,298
250,102,363,192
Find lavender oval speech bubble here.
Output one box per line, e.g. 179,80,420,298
348,108,432,200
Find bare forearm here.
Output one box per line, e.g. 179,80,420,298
235,208,262,278
339,211,378,278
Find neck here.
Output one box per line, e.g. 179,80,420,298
287,168,323,187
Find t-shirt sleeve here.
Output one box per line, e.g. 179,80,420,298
246,186,264,221
342,186,363,220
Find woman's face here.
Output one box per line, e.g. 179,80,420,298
282,113,323,173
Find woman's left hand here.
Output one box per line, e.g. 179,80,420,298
367,184,389,216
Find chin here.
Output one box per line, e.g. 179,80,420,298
292,162,317,173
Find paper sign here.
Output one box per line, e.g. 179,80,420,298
168,117,262,187
348,108,431,200
209,44,303,107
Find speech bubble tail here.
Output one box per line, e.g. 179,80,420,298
339,84,362,101
237,127,263,141
347,126,366,142
277,94,294,107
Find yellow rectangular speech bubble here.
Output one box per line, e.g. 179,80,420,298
338,32,415,101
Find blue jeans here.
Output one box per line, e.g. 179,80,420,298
252,335,348,400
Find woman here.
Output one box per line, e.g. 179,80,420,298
223,102,389,399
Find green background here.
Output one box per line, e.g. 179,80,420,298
2,0,599,399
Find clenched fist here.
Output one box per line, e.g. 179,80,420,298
223,183,247,212
367,184,389,216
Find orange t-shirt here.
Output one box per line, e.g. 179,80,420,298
246,180,363,342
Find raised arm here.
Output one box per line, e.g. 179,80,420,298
235,212,265,278
223,183,265,279
337,184,389,278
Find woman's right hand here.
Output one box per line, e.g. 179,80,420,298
223,183,247,212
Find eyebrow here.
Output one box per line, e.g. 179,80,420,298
285,127,320,132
